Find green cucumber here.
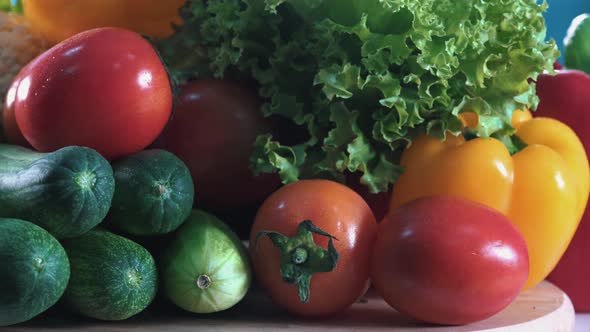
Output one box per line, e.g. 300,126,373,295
0,144,115,239
61,229,158,321
109,149,194,236
0,218,70,326
161,210,251,313
565,14,590,74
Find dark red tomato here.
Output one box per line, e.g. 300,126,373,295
157,79,280,211
346,172,391,221
371,196,529,325
8,27,172,160
250,180,378,317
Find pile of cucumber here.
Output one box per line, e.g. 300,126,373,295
0,144,252,326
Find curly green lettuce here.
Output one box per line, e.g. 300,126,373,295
159,0,558,193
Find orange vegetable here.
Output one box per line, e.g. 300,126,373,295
23,0,185,44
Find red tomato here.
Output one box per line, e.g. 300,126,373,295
250,180,378,317
157,79,280,211
3,77,30,147
8,27,172,160
346,172,391,222
371,196,529,325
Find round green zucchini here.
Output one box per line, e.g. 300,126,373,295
0,144,115,239
109,149,194,236
0,218,70,326
61,229,158,321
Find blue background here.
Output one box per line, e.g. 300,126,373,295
544,0,590,62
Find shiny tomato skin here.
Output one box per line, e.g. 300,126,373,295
11,27,172,160
371,196,529,325
158,79,280,211
250,180,378,317
3,76,30,147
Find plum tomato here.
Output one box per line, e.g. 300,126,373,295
370,196,529,325
250,180,378,317
157,79,280,211
9,27,172,160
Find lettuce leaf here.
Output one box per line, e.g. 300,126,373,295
159,0,558,193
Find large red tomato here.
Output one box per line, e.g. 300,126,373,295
157,79,280,211
250,180,378,317
371,196,529,325
7,27,172,160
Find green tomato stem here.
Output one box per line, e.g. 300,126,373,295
292,247,308,264
255,220,339,304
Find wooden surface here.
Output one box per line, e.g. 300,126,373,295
10,281,574,332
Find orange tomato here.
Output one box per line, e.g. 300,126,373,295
250,180,377,316
23,0,186,44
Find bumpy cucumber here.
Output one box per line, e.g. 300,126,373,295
62,229,158,320
0,144,115,239
0,218,70,326
109,149,194,236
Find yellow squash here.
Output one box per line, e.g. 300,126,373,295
391,116,589,289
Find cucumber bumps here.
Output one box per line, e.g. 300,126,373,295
62,229,158,320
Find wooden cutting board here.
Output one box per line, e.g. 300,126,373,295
11,281,574,332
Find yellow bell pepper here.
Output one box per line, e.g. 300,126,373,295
390,117,590,289
23,0,186,45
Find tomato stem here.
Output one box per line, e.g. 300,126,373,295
255,220,339,304
292,247,308,264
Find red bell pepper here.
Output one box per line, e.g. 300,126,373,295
537,69,590,311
